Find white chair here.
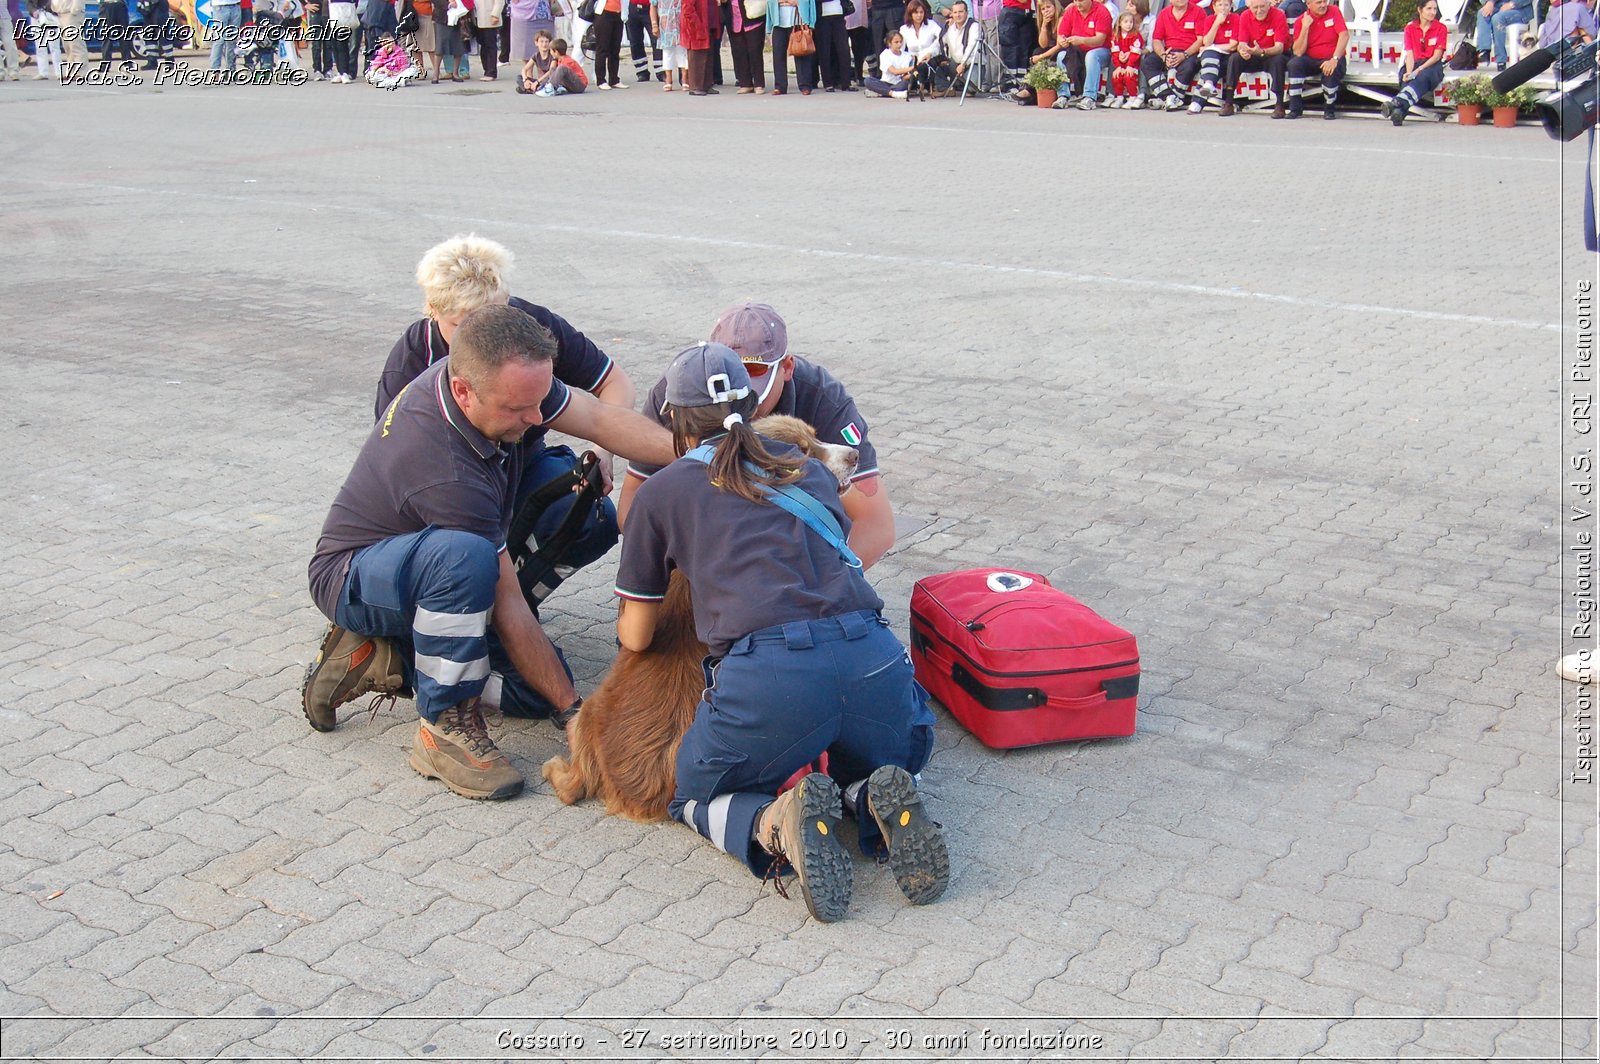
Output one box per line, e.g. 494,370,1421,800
1435,0,1469,37
1503,19,1526,63
1345,0,1387,68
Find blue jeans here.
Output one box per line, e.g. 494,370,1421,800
1474,1,1532,66
208,2,241,68
670,612,936,876
1057,44,1109,99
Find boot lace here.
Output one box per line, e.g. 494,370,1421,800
439,701,497,758
365,692,400,724
760,844,793,901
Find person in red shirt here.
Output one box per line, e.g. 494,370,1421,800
1381,0,1448,125
1135,0,1207,109
1105,8,1143,105
1218,0,1286,115
1190,0,1238,111
1286,0,1347,118
1052,0,1112,107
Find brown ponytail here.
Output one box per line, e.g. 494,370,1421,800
667,395,807,505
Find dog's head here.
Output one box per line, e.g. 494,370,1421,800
753,414,859,491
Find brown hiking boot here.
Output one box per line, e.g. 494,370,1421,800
1218,99,1235,116
301,625,405,733
865,766,949,904
758,773,852,922
409,700,525,800
1271,103,1286,119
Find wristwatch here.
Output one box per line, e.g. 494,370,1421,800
553,696,582,732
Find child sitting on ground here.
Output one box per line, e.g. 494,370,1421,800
550,37,589,93
862,30,915,97
366,31,419,87
518,27,558,91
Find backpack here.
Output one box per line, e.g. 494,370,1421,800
1448,42,1478,69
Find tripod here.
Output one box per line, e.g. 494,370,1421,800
958,11,1013,103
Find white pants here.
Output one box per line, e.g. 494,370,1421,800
37,36,61,76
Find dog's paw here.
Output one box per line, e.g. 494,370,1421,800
540,755,587,805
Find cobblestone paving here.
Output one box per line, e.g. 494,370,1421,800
0,63,1595,1061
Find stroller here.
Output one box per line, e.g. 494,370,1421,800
237,8,288,74
365,32,420,88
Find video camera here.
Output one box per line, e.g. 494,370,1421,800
1492,34,1600,141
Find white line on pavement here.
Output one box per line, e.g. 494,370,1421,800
10,176,1564,333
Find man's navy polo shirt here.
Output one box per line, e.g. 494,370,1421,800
309,360,523,621
615,441,883,657
624,357,879,485
372,296,615,438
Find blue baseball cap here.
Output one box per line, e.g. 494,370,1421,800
664,342,753,408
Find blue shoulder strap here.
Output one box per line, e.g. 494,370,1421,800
683,445,863,570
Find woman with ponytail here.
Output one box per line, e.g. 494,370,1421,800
613,342,947,924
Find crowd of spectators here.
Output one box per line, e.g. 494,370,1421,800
3,0,1588,119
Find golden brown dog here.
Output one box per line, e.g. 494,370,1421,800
540,416,859,822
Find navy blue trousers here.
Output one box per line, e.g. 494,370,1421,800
670,611,936,877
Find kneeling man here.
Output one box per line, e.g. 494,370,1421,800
305,307,611,799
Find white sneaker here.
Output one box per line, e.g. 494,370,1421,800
889,88,907,98
1198,79,1217,99
1128,94,1144,109
1050,92,1071,108
1075,95,1098,110
613,79,628,88
597,82,610,89
1104,95,1121,107
1165,95,1186,110
1186,99,1202,114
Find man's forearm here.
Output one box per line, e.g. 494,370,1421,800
492,558,579,709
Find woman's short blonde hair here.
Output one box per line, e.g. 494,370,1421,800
416,234,514,317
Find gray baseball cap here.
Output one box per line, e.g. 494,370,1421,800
664,342,753,408
710,302,788,403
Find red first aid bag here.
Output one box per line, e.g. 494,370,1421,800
909,568,1139,749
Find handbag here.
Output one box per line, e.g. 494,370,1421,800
1447,42,1478,69
396,7,418,30
839,0,853,13
329,0,359,26
741,0,765,19
446,0,467,24
787,20,814,54
576,0,597,19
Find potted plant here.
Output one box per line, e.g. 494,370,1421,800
1510,83,1540,121
1024,60,1067,108
1450,74,1488,125
1484,82,1523,126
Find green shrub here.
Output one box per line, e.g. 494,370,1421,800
1023,60,1068,89
1450,73,1490,104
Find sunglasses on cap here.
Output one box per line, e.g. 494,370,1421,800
741,356,786,378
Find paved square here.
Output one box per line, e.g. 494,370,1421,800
1,60,1596,1060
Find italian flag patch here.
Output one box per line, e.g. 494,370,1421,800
840,423,862,446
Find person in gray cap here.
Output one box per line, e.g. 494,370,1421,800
617,301,897,569
614,342,947,922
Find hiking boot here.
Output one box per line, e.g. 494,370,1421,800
758,773,852,922
409,700,525,800
1323,105,1337,120
301,625,404,733
865,766,949,904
